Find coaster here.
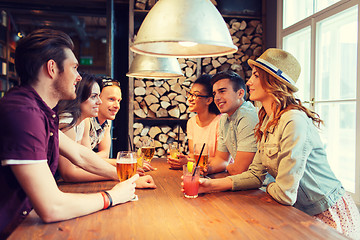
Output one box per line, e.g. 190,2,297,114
131,195,139,201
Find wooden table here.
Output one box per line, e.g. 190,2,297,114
9,158,348,240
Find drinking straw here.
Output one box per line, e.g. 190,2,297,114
128,135,134,152
192,143,205,177
177,125,180,147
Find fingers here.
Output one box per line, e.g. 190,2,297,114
129,173,140,183
135,176,157,189
137,168,145,176
169,162,182,169
143,162,157,171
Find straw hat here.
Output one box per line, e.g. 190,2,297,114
248,48,301,92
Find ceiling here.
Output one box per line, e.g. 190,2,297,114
0,0,130,42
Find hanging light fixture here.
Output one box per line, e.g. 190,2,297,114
130,0,238,58
126,54,183,79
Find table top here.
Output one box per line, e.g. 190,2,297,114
9,158,348,240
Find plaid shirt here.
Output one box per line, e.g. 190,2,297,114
89,117,110,151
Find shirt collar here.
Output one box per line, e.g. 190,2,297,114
94,117,109,130
260,113,275,134
24,85,58,121
226,101,245,122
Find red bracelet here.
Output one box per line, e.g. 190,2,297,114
101,191,110,210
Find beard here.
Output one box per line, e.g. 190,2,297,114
53,73,77,101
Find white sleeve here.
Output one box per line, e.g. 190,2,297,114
2,159,47,166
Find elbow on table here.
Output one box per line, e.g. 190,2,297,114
60,172,78,183
37,206,65,223
267,184,296,206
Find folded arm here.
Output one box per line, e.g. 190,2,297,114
59,130,118,181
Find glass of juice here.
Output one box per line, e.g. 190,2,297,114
194,143,209,173
136,148,143,168
116,151,137,182
183,164,200,198
141,138,155,163
169,142,180,159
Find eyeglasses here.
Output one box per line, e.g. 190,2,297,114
186,92,210,99
102,77,121,88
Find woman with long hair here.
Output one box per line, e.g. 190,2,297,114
187,49,360,238
57,72,107,182
167,74,221,169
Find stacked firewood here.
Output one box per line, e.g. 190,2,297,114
201,19,263,80
133,123,187,158
133,58,197,120
132,58,197,157
134,0,157,10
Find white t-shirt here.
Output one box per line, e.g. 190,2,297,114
187,114,221,157
59,114,85,143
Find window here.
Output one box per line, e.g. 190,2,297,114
283,27,311,103
279,0,359,203
283,0,341,28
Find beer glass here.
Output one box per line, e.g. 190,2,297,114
141,138,155,163
194,143,209,172
116,151,137,182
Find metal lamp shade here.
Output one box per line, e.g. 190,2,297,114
126,54,183,79
130,0,238,58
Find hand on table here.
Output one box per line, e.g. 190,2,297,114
143,161,157,171
202,164,212,176
136,167,145,176
167,154,189,170
109,174,138,205
135,175,157,189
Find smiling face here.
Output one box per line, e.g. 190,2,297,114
187,83,212,113
53,48,81,100
212,78,244,116
97,85,122,124
80,82,102,118
246,67,271,103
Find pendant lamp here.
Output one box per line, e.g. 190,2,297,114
126,54,183,79
130,0,238,58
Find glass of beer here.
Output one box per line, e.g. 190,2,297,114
194,143,209,173
116,151,137,182
141,138,155,163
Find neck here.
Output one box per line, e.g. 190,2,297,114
97,114,107,125
196,110,217,127
78,115,87,125
227,99,244,117
31,80,59,109
262,98,274,116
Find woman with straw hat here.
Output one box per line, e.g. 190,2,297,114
190,48,360,238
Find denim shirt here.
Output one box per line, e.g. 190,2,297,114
228,110,344,216
217,101,258,159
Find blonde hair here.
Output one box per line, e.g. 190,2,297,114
254,67,323,142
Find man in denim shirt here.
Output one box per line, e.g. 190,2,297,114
205,70,258,175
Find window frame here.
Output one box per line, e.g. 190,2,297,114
277,0,360,205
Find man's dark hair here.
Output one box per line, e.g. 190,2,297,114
210,70,247,99
194,74,220,115
15,28,74,86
